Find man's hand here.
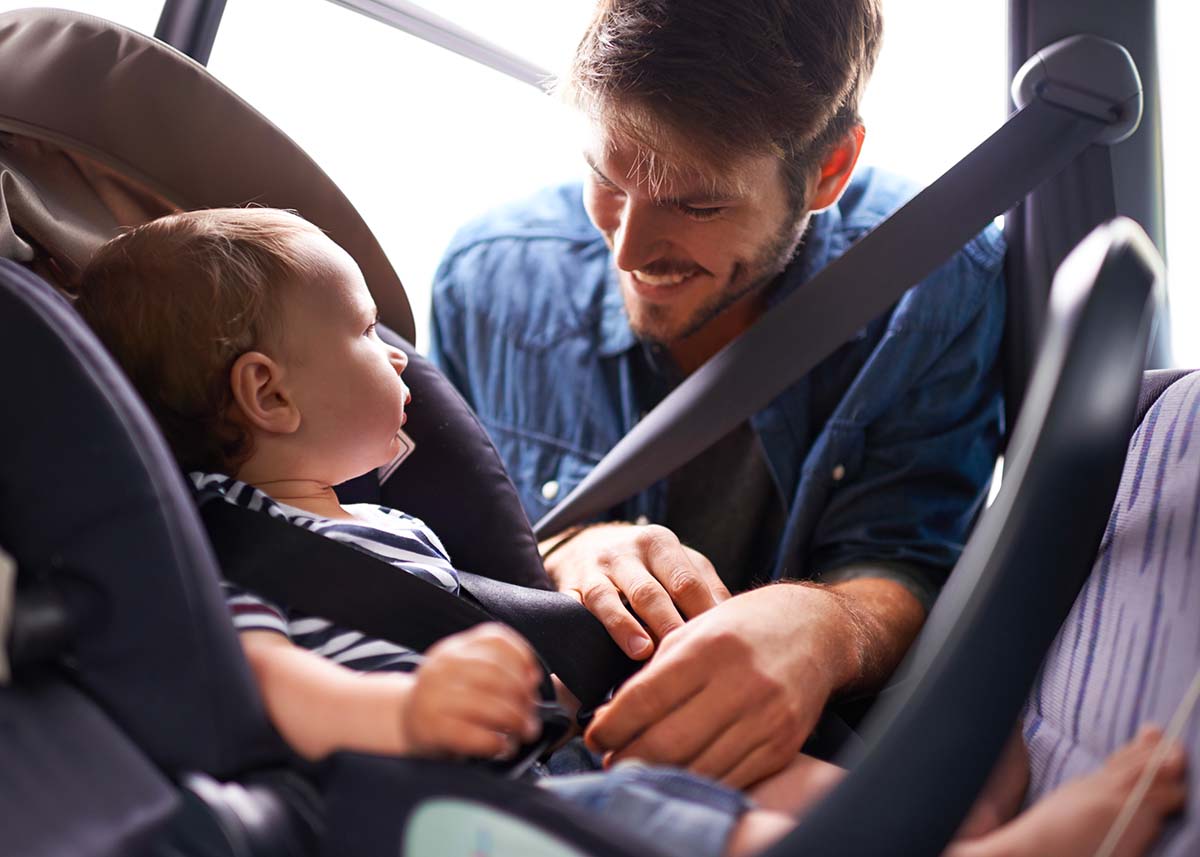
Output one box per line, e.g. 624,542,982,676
400,623,543,759
542,523,732,659
584,578,923,788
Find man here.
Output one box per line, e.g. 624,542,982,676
430,0,1004,787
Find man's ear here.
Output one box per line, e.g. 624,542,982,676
808,126,866,212
229,351,301,435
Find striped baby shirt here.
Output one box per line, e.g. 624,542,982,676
192,472,460,673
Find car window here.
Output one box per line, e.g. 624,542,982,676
14,0,162,35
207,0,1006,348
207,0,587,346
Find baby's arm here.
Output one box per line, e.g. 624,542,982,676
239,622,544,761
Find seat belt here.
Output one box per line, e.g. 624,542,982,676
198,498,636,713
534,36,1143,539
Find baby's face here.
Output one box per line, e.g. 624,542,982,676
276,232,411,484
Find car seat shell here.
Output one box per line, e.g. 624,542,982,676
0,7,414,341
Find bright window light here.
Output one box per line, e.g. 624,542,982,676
207,0,1007,349
208,0,587,347
28,1,1005,350
14,0,162,35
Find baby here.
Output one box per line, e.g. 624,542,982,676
76,208,1187,857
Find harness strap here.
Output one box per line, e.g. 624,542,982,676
198,499,635,712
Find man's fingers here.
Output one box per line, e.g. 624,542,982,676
682,547,733,605
716,737,794,790
639,526,725,619
604,682,742,768
610,552,686,641
579,577,655,659
685,704,776,781
585,648,707,752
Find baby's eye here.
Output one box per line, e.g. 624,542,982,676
364,323,377,337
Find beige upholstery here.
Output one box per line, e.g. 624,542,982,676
0,8,415,341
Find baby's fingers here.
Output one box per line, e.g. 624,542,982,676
444,687,542,743
441,721,519,759
460,623,543,689
460,686,542,739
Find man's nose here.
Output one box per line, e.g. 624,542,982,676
612,198,669,273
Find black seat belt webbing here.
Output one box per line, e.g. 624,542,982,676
199,500,634,710
535,99,1110,538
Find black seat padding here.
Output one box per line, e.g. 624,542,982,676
0,258,672,857
335,326,551,591
0,258,283,777
0,677,179,857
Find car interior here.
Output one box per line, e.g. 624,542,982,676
0,2,1196,856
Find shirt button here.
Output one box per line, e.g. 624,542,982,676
635,515,650,526
832,464,846,482
541,480,560,501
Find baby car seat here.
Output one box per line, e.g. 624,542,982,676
0,8,1182,857
0,215,1165,857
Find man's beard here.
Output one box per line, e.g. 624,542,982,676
627,215,809,347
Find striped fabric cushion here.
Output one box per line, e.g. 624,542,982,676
1022,371,1200,855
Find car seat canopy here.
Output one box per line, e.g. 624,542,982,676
0,7,415,341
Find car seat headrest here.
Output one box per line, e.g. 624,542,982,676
0,7,415,342
0,133,175,292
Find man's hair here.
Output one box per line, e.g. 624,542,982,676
564,0,883,210
75,208,323,474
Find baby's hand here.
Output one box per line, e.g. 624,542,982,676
399,623,544,759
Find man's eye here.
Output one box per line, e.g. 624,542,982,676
681,205,724,221
591,174,624,195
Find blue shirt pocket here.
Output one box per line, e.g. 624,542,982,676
491,425,602,523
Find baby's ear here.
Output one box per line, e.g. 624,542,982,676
229,351,301,435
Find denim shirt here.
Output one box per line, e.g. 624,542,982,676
430,168,1006,600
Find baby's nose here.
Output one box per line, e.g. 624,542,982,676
390,347,409,374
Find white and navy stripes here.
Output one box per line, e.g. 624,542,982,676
192,472,459,673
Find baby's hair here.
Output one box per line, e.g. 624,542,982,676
76,208,325,473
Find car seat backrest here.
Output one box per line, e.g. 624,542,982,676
0,258,284,777
338,325,553,590
1023,368,1200,857
0,7,550,591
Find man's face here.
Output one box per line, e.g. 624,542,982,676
582,127,808,352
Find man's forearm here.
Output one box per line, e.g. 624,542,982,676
818,575,926,695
